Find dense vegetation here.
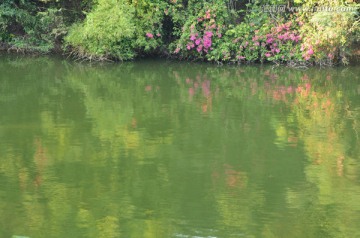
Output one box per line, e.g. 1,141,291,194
1,0,359,65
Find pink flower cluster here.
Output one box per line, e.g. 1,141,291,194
301,44,314,61
187,30,214,53
146,32,161,39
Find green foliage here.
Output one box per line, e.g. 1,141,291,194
0,1,66,53
300,7,359,65
1,0,359,64
65,0,136,60
129,0,167,53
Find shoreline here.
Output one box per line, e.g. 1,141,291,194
1,47,359,67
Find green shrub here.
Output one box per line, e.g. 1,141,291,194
65,0,136,60
1,1,66,53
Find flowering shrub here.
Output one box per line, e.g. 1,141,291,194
61,0,359,65
170,1,229,61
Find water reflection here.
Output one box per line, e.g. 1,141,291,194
0,55,359,238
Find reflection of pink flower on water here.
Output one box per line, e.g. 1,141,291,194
146,33,153,38
189,87,195,97
202,80,211,97
287,86,293,93
145,85,152,91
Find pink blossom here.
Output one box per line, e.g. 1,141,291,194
266,37,274,44
217,33,222,38
197,17,203,22
187,45,191,50
197,45,203,52
328,53,334,59
146,33,154,38
275,48,280,53
205,31,213,37
282,33,289,40
303,54,310,61
195,38,201,45
237,56,245,60
254,42,260,46
205,10,211,19
307,48,314,55
203,37,212,48
156,33,161,37
174,47,180,53
265,52,271,57
190,34,197,41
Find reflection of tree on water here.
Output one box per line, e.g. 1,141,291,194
0,57,359,237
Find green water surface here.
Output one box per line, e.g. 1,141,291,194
0,55,359,238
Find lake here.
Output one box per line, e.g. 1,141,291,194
0,55,359,238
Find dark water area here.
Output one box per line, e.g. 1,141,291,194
0,55,359,238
